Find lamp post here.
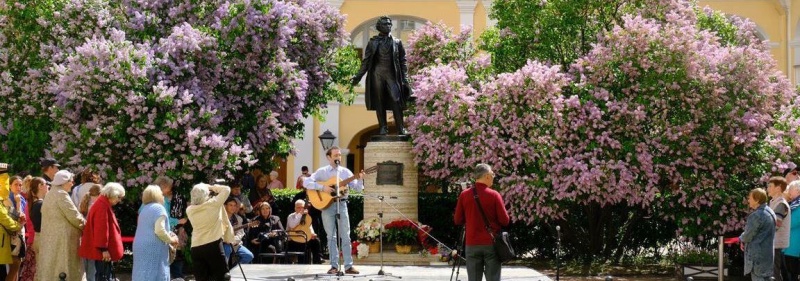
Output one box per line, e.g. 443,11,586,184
318,130,336,151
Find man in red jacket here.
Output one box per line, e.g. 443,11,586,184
78,182,126,281
454,163,510,281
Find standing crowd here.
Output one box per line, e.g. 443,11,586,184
0,157,330,281
741,168,800,281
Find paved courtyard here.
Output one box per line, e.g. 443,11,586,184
227,264,550,281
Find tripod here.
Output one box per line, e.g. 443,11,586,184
360,194,402,280
228,244,249,281
449,227,465,281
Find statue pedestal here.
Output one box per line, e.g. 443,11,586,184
363,138,418,224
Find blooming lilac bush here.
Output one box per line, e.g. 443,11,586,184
0,0,356,187
408,0,798,260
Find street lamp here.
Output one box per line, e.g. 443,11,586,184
318,130,336,151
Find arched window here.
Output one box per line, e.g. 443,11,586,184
350,15,429,56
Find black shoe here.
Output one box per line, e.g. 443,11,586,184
378,126,388,135
398,127,408,135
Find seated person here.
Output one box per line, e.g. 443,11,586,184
248,203,285,262
229,183,253,218
286,199,323,264
223,197,255,267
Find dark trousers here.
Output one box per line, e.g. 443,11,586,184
288,239,323,264
787,255,800,281
777,249,789,281
94,260,113,281
191,239,229,281
170,255,185,279
465,245,501,281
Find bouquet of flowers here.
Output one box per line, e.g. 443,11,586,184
355,217,383,243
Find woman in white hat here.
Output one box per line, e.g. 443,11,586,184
36,170,85,281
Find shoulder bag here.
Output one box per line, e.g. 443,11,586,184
472,187,515,263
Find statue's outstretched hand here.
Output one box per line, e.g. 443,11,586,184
351,77,360,86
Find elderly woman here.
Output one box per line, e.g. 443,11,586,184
187,183,233,281
741,188,778,281
267,171,283,190
248,202,285,260
37,170,85,281
19,177,46,281
79,183,125,281
784,181,800,281
132,185,176,281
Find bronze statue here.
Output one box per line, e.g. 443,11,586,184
351,16,413,136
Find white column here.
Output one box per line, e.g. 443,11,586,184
456,0,478,35
319,103,341,166
328,0,344,10
294,116,315,179
483,0,497,27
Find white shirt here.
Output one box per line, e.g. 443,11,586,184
187,185,233,246
303,165,363,199
286,212,316,235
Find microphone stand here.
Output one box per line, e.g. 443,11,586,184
334,160,345,277
359,194,401,280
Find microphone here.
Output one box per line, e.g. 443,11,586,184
334,159,340,167
450,249,458,258
556,226,560,231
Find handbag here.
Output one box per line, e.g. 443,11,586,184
168,244,177,264
472,187,515,263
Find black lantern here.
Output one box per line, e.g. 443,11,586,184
318,130,336,151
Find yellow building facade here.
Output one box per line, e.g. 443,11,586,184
279,0,799,186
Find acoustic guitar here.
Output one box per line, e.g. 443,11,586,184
233,220,260,232
288,214,313,243
306,165,378,210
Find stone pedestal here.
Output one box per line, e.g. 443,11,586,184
363,139,418,224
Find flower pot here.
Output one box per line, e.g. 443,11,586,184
368,242,380,253
395,244,412,254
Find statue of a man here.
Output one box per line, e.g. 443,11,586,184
351,16,413,135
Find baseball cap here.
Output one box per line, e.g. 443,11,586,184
51,170,74,186
40,158,60,168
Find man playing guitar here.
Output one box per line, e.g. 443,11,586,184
286,199,323,264
303,146,364,275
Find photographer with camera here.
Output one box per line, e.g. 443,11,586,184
247,203,285,263
187,183,234,281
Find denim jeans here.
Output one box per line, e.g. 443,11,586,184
223,243,254,266
321,201,352,269
466,245,501,281
83,258,97,281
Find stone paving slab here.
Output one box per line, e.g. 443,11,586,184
229,264,551,281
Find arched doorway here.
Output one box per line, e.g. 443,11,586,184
345,123,396,174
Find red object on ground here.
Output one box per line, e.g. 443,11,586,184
724,237,740,244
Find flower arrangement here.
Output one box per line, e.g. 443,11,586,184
355,217,383,243
356,242,370,259
384,219,419,246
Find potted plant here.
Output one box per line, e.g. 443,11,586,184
355,217,383,253
385,219,418,254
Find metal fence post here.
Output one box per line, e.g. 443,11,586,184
718,235,724,281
